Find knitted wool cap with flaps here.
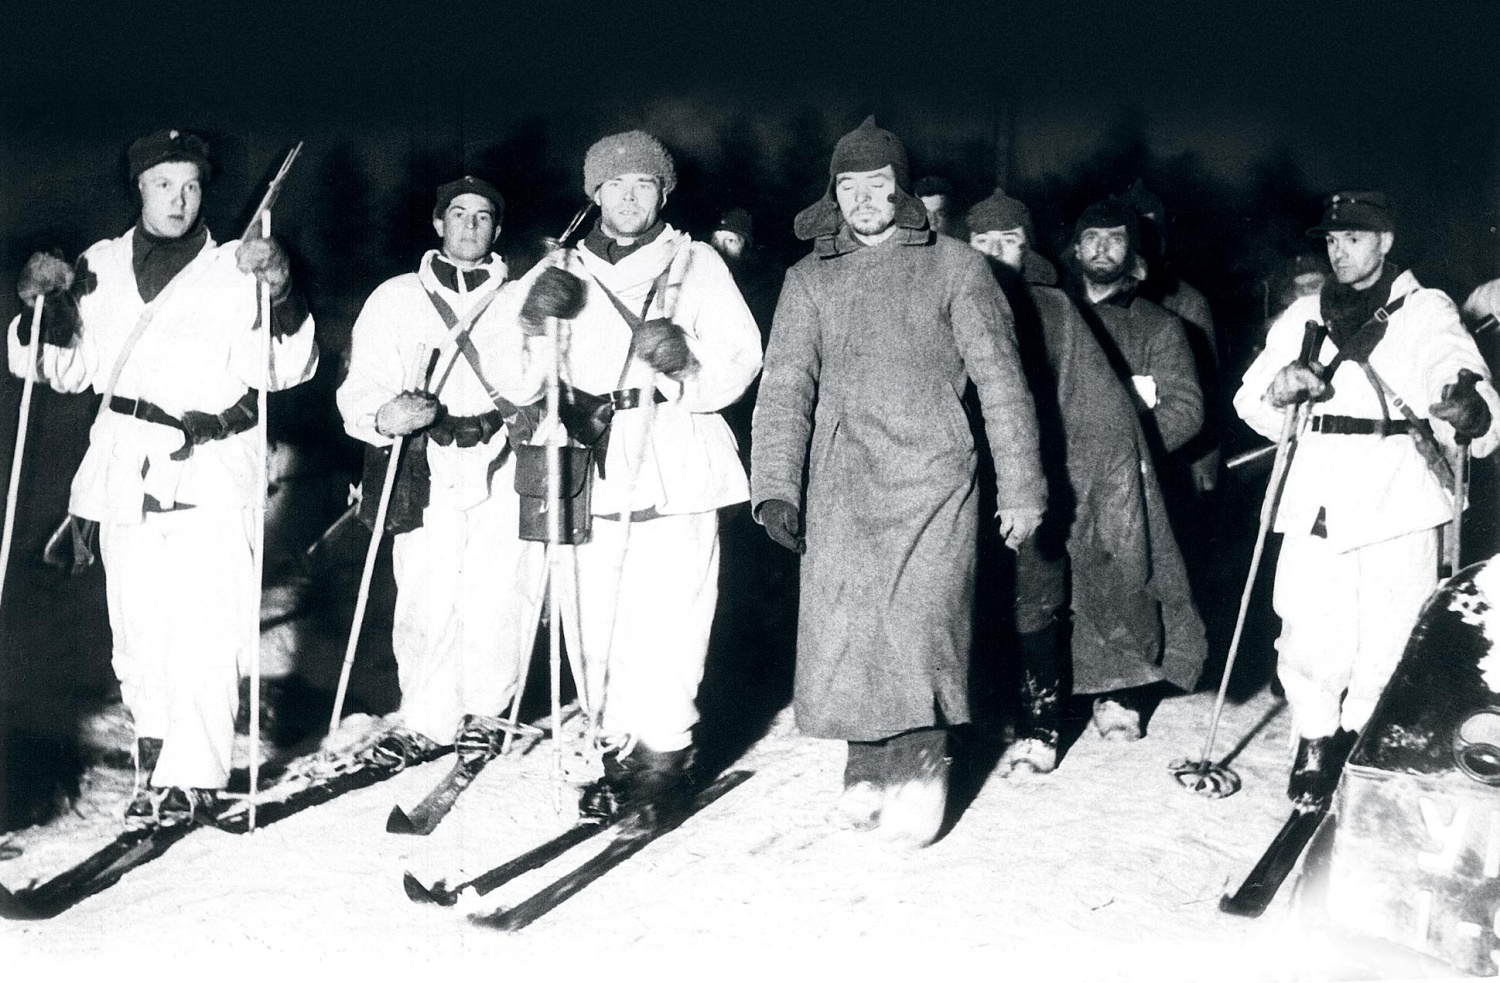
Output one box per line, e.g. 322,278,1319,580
966,189,1033,236
583,130,677,198
793,116,927,242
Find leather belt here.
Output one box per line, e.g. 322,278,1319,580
1310,415,1411,436
108,395,183,432
610,387,669,411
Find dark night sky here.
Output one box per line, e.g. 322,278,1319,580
2,0,1498,331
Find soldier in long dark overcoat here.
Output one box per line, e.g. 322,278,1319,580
750,118,1046,847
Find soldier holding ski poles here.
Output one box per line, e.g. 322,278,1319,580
1234,190,1500,808
336,176,547,771
489,131,763,829
6,129,319,825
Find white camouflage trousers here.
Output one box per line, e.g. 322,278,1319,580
100,507,253,789
1273,526,1438,738
391,484,546,743
548,510,720,753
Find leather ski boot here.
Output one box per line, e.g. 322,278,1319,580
365,726,444,772
124,737,166,825
578,746,631,820
619,744,695,833
1287,729,1357,809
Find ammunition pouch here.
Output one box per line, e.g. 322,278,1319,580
514,444,593,545
358,434,431,535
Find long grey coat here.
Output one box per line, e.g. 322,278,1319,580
751,211,1045,742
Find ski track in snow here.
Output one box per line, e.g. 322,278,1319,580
3,687,1474,980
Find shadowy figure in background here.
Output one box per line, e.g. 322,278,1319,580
914,175,956,238
709,207,785,452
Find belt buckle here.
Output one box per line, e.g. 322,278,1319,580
611,388,641,411
128,399,150,421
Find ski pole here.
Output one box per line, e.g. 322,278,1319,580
529,205,593,810
247,209,274,832
1173,319,1323,797
329,348,440,734
0,296,45,618
1446,444,1469,578
546,308,564,811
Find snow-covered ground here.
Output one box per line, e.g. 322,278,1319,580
0,683,1471,982
0,462,1485,981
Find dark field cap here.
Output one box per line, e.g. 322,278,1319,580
715,207,753,239
1307,191,1392,237
128,129,212,181
434,176,504,221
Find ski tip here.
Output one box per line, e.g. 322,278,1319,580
386,807,417,835
0,884,43,921
402,870,443,904
1218,893,1267,918
466,907,516,931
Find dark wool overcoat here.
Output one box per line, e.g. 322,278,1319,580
1076,285,1204,457
1008,273,1206,692
751,203,1045,742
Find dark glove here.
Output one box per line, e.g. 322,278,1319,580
171,391,259,461
519,267,586,333
758,498,805,555
1431,368,1491,444
17,251,73,306
375,391,442,437
180,409,226,446
235,237,291,301
1266,361,1329,408
637,318,691,376
16,252,88,348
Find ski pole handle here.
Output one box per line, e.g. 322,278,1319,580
1298,320,1326,369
